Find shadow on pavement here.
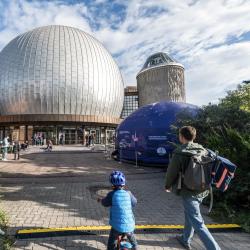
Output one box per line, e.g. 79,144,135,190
0,150,165,180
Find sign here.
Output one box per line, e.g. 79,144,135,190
157,147,167,156
148,136,167,141
132,135,138,142
119,139,127,148
119,131,130,135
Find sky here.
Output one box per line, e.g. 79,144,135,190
0,0,250,106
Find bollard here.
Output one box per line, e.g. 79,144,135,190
119,148,122,164
135,150,138,167
107,146,111,160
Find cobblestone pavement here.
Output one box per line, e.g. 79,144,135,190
0,146,249,250
12,232,250,250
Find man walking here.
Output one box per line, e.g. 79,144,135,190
165,126,220,250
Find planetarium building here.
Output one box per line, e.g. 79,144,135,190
0,25,124,144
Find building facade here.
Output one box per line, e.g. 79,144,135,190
136,52,186,107
0,25,124,144
121,86,138,119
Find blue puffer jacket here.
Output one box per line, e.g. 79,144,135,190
110,189,135,233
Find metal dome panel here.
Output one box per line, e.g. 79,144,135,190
0,25,124,118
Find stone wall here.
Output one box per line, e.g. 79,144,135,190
137,64,185,107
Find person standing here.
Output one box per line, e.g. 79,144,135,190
88,134,92,146
59,134,64,145
85,134,89,147
45,140,53,151
2,136,9,161
165,126,220,250
13,140,21,160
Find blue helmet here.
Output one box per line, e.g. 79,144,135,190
109,171,126,186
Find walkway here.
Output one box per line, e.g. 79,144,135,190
0,146,249,249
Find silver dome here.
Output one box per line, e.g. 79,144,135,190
0,25,124,118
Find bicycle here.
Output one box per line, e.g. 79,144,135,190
115,233,133,250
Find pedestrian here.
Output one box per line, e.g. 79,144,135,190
31,136,35,146
13,140,20,160
38,135,42,146
98,171,138,250
92,133,95,145
2,136,9,161
41,134,44,146
59,134,64,145
35,135,38,146
165,126,220,250
25,140,29,149
88,134,92,146
84,134,88,147
46,140,53,151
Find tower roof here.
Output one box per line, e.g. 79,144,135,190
138,52,184,76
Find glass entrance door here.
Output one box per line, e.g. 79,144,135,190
64,128,76,144
63,127,83,144
33,126,57,145
106,130,115,144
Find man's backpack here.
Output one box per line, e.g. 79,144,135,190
177,149,237,212
181,153,214,192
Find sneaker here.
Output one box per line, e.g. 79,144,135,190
176,235,192,250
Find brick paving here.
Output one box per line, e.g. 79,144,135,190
0,146,249,250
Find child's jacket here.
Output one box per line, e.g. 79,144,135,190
102,189,136,233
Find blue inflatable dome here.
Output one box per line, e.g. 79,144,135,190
116,101,198,166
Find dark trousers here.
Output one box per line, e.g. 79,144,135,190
14,152,20,160
107,227,137,250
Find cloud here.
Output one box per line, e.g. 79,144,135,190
0,0,92,48
0,0,250,105
186,41,250,105
96,0,250,104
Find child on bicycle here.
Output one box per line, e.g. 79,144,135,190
98,170,138,250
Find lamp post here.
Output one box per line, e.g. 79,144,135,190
133,131,139,167
119,142,124,164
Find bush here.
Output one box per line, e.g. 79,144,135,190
0,209,13,250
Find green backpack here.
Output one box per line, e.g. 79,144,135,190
178,152,214,192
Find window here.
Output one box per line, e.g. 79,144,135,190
121,93,139,119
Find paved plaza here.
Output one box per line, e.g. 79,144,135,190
0,146,249,249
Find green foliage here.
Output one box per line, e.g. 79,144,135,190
220,80,250,113
176,81,250,231
209,204,250,232
0,210,8,230
0,209,13,250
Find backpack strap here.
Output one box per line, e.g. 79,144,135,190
177,154,197,190
177,171,182,190
177,154,191,190
208,186,213,213
201,165,206,190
